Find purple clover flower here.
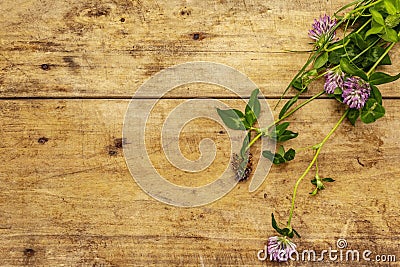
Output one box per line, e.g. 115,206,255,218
342,76,371,109
324,69,345,94
268,236,297,262
309,15,337,47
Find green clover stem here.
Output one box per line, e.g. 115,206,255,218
366,42,396,77
286,109,349,228
330,0,372,38
276,47,323,107
272,90,325,127
249,127,261,133
324,42,348,52
245,90,326,151
325,18,372,52
350,0,383,15
245,90,325,151
351,38,380,61
244,90,327,163
355,18,372,33
315,158,320,177
296,145,316,152
246,132,263,150
334,0,363,17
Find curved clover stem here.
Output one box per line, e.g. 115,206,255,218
324,42,348,52
275,48,322,107
286,109,349,228
366,42,396,77
246,90,325,150
356,18,372,32
334,0,364,17
328,17,373,53
272,90,325,128
246,132,263,150
315,158,320,176
325,20,369,52
350,0,383,14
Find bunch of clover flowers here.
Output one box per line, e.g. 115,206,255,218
263,0,400,261
327,71,371,109
217,0,400,262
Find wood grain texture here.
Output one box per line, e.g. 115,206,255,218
0,0,399,98
1,0,400,266
0,99,399,266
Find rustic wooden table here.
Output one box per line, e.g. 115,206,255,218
1,0,399,266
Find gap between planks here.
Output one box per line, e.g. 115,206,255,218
1,96,400,100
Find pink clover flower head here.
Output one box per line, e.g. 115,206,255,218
324,69,345,94
267,236,297,262
342,76,371,109
309,15,337,47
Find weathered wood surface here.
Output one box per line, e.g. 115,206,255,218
1,0,400,266
0,99,399,266
0,0,399,98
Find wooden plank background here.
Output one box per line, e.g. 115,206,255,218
0,0,399,266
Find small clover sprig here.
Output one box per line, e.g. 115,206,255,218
217,89,300,180
217,0,400,261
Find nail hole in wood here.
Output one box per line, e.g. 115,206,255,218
38,137,49,144
23,248,35,257
41,64,49,71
